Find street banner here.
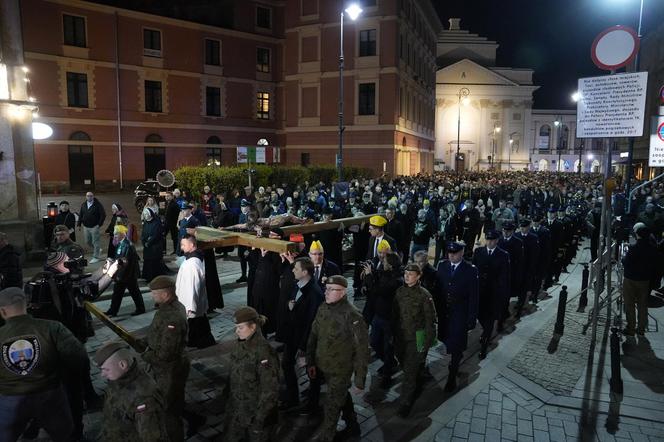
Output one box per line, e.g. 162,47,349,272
236,146,248,163
649,115,664,167
576,72,648,138
255,147,266,163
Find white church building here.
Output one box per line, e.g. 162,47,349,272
434,19,619,173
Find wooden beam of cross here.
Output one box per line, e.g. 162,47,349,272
279,214,375,235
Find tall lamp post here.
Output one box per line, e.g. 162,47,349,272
490,122,501,169
508,133,516,169
572,91,583,174
455,87,470,173
337,3,363,182
554,117,564,172
624,0,645,211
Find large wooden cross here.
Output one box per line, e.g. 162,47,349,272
195,214,375,253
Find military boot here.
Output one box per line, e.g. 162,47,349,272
334,420,360,441
445,365,459,392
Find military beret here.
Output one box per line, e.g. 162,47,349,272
404,263,422,274
502,221,516,230
240,199,250,207
369,215,387,227
326,275,348,288
94,341,129,366
447,241,466,253
53,224,69,234
484,230,500,240
148,275,175,291
0,287,26,307
234,306,259,324
59,200,70,206
519,218,532,227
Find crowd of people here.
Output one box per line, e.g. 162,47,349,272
1,170,664,441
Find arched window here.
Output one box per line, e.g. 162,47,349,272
70,131,91,141
538,159,549,171
538,125,550,150
257,138,269,146
207,136,221,145
145,133,162,143
402,137,407,147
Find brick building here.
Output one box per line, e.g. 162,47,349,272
23,0,440,191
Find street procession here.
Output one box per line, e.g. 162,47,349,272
2,0,664,441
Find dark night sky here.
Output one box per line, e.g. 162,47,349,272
434,0,664,109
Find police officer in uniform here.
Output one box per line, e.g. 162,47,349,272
95,342,174,441
435,241,479,392
307,275,369,442
514,219,540,315
392,264,437,417
497,222,523,326
226,307,280,441
530,214,551,296
472,230,510,359
0,287,88,442
545,208,564,286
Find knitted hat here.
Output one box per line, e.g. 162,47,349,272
46,252,67,269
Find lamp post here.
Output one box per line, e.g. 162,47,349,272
508,135,514,169
624,0,645,211
337,3,362,182
554,117,564,172
455,87,470,174
587,153,594,173
572,91,583,174
490,122,501,169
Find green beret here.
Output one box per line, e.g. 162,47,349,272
0,287,26,307
326,275,348,288
94,341,129,366
53,225,69,234
404,264,422,274
148,275,176,291
234,306,259,324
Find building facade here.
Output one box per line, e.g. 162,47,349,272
23,0,440,191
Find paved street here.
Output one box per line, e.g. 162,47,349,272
22,193,664,441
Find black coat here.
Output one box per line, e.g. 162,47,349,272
435,260,479,354
0,244,22,289
316,229,343,269
531,225,551,277
282,279,324,352
472,247,510,321
622,238,660,283
141,218,164,260
385,218,408,257
366,233,397,260
165,200,180,230
514,231,540,293
363,269,403,323
312,259,341,291
498,235,524,297
78,198,106,228
252,251,282,334
114,240,140,283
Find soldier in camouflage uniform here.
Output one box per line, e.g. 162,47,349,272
225,306,280,442
139,275,190,440
95,341,174,441
392,264,437,417
307,275,370,442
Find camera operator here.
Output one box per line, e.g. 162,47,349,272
23,252,119,440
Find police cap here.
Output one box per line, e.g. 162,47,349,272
519,218,532,228
484,230,500,240
447,241,466,253
502,221,516,231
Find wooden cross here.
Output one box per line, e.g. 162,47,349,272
195,214,376,254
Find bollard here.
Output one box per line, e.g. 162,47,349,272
554,285,568,336
577,264,589,312
609,327,623,394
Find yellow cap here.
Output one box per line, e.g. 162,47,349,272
310,240,324,253
423,199,430,204
369,215,387,227
377,239,391,252
113,225,128,235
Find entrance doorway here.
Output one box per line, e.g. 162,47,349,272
144,147,165,180
68,132,94,190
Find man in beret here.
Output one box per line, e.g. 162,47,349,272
105,225,145,317
51,224,85,260
472,230,510,359
366,215,397,261
434,242,479,392
0,287,87,441
307,275,369,441
138,276,192,438
95,342,173,441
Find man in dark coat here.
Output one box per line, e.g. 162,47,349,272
308,240,341,292
280,257,324,410
105,225,146,317
530,214,551,297
545,208,564,286
385,207,407,261
177,204,200,256
315,208,344,269
78,192,106,263
472,230,510,359
459,200,482,258
164,192,180,255
366,216,397,262
513,219,540,315
497,221,523,327
435,241,479,392
55,201,77,242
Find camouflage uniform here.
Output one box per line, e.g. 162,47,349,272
225,330,280,442
140,298,189,440
100,361,172,441
392,284,437,407
52,238,85,258
306,297,369,442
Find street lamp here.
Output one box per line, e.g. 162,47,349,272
489,123,501,169
337,3,363,182
572,91,584,174
587,153,594,173
456,87,470,173
508,133,516,169
554,118,565,172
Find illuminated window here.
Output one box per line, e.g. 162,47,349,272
257,92,270,119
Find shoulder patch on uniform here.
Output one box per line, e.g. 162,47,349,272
2,336,41,376
136,404,147,412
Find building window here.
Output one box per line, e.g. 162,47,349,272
358,83,375,115
63,14,86,47
66,72,88,108
143,28,162,57
256,47,270,73
206,86,221,117
359,29,377,56
206,144,222,166
513,113,522,121
204,39,221,66
301,153,310,167
491,112,500,120
256,92,270,119
145,80,162,113
256,6,272,29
